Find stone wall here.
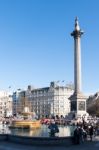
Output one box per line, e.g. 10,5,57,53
0,134,73,146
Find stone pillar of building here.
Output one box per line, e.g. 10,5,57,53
69,17,87,118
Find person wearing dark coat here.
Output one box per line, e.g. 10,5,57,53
89,125,94,141
73,127,80,144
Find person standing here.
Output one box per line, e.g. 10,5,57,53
89,125,94,141
73,126,80,144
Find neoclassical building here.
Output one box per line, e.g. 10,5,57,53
13,82,73,118
0,91,12,117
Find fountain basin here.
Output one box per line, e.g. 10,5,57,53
9,120,41,129
0,134,73,146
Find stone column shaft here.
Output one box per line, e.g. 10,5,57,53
71,17,83,94
74,37,81,94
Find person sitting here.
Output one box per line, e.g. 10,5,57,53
48,120,59,137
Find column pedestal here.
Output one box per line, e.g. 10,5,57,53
70,92,88,118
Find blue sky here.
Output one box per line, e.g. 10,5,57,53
0,0,99,94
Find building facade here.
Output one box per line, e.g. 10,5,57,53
0,91,12,117
12,90,22,116
13,82,73,118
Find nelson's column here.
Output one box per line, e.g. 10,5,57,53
69,17,87,118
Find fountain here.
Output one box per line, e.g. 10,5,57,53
10,107,41,129
2,105,74,146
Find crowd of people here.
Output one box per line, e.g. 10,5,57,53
47,116,99,141
0,115,99,142
71,116,99,144
73,124,94,144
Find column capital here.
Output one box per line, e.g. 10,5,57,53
71,17,84,38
